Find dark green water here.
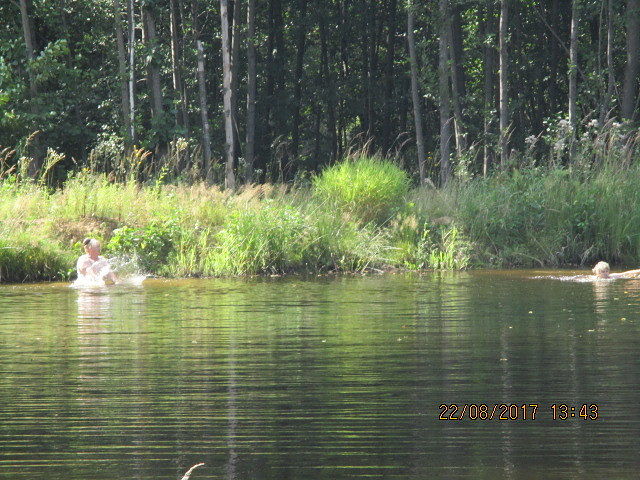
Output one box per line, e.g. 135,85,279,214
1,271,640,479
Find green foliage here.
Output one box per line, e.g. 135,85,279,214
313,155,411,224
6,156,640,282
387,215,470,270
107,221,179,273
0,234,72,283
427,227,470,270
415,165,640,267
211,201,315,275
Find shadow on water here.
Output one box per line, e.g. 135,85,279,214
1,271,640,479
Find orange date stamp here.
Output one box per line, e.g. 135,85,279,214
438,404,599,421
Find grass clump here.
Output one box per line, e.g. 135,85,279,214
211,202,311,275
0,233,73,283
312,154,411,224
206,201,389,275
387,214,470,270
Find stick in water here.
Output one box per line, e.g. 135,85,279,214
180,463,205,480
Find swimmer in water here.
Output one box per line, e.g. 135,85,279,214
592,261,640,279
76,238,117,284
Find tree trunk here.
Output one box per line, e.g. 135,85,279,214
114,0,132,147
220,0,236,190
169,0,188,131
447,9,466,156
549,0,561,113
319,9,338,163
291,0,308,170
191,0,212,179
19,0,37,104
482,5,496,177
499,0,509,167
127,0,136,144
407,0,429,186
451,8,467,99
245,0,257,183
601,0,616,123
264,0,285,178
141,5,164,121
439,0,452,185
230,0,242,163
19,0,43,177
381,0,398,150
568,0,579,131
364,0,377,138
622,0,640,120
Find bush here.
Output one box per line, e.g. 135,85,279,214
106,221,179,273
312,154,411,224
0,235,72,283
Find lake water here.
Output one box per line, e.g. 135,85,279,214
1,271,640,479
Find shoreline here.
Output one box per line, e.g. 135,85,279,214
3,160,640,284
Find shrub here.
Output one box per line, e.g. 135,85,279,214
106,221,179,273
312,154,411,224
0,235,72,282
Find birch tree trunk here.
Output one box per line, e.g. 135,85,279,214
407,0,428,186
127,0,136,144
439,0,453,184
622,0,639,120
499,0,509,167
191,0,212,180
245,0,257,183
230,0,242,163
220,0,236,190
114,0,132,146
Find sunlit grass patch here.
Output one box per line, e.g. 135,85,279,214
0,232,72,283
313,154,411,225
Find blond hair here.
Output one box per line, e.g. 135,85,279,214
592,261,610,276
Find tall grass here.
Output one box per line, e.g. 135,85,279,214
313,154,410,224
8,147,640,282
414,165,640,267
0,232,73,282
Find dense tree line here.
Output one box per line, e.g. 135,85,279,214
1,0,639,185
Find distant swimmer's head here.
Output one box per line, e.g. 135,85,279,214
82,238,101,256
592,261,610,278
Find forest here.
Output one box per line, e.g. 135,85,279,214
2,0,637,185
1,0,640,282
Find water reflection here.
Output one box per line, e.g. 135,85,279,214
77,289,112,321
1,274,640,479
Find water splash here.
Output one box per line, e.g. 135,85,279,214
71,254,147,288
530,274,614,283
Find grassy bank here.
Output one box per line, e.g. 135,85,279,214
2,154,640,283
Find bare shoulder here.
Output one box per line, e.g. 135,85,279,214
76,254,91,266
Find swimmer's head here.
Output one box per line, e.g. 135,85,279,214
82,238,101,255
592,261,610,278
